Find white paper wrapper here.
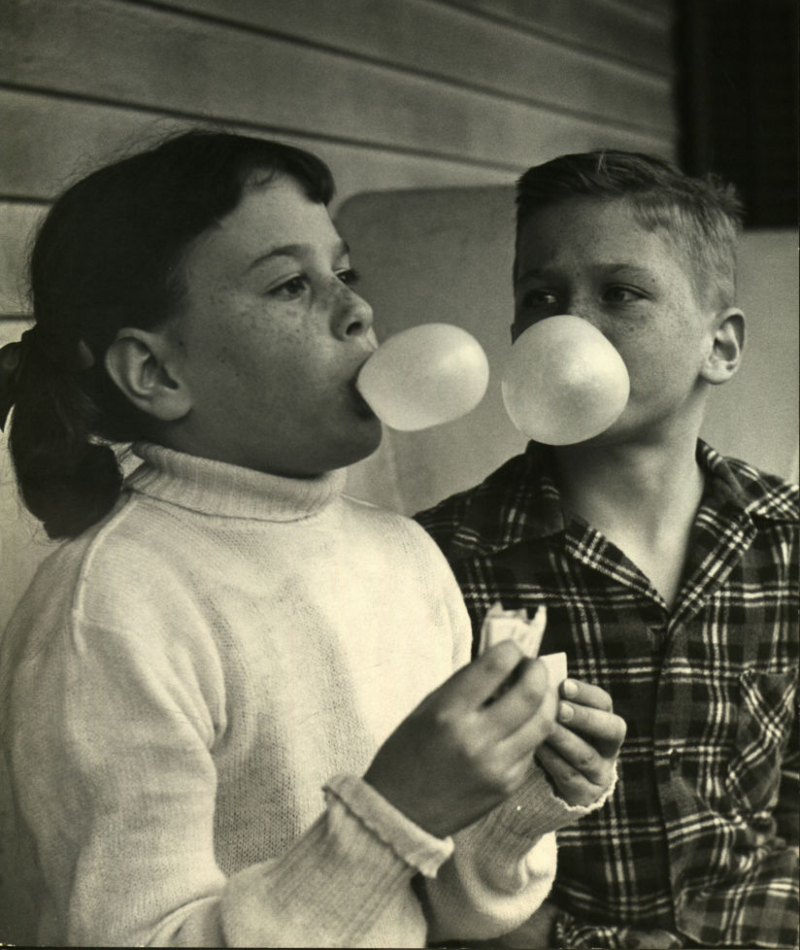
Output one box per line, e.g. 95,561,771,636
479,602,567,687
538,651,568,687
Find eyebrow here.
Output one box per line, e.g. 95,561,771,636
516,262,657,284
245,238,350,274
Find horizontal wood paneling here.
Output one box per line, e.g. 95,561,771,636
141,0,675,132
0,90,526,207
441,0,674,70
0,87,673,206
2,0,674,176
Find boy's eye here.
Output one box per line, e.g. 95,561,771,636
519,288,558,309
336,267,360,288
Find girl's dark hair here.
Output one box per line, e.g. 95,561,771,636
8,130,335,539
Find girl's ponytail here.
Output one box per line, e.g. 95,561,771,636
2,329,122,539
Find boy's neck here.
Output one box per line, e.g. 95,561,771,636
554,428,706,609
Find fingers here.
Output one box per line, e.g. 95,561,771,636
545,721,612,781
536,740,607,808
556,697,627,758
435,640,527,711
490,659,558,753
560,677,613,712
489,657,550,728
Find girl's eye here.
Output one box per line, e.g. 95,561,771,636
603,285,644,304
337,267,360,288
270,275,308,299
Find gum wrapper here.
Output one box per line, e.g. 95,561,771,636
479,601,567,688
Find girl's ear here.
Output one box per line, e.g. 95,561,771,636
104,328,192,421
701,308,745,385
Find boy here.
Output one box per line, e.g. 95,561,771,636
417,151,799,949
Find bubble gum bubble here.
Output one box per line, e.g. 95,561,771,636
357,323,489,431
501,315,629,445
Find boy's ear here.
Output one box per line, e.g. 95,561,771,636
701,307,745,385
104,328,192,421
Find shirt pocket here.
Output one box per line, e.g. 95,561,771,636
725,667,797,815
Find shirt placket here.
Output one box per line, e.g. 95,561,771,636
652,508,759,941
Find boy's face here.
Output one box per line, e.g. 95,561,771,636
162,174,382,477
513,198,720,445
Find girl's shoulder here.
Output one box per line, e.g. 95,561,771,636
338,493,467,607
4,490,186,646
340,492,445,549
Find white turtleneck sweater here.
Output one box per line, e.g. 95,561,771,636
1,444,594,948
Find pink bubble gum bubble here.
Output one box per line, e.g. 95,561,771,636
501,315,630,445
357,323,489,431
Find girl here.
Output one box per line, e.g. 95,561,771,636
0,131,623,947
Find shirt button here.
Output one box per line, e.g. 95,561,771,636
668,747,681,770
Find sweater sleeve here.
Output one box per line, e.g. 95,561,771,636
422,762,616,942
5,607,454,948
418,540,618,942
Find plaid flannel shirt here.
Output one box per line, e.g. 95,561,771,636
416,440,799,949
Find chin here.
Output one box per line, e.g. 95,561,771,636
332,420,384,470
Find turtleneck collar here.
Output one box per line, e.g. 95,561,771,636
126,443,348,522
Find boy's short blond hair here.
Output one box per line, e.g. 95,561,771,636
515,150,745,308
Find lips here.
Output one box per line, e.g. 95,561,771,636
348,358,378,418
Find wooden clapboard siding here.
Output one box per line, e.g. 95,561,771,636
0,89,522,205
136,0,675,133
2,0,674,180
440,0,673,70
1,86,671,211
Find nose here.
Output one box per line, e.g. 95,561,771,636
565,293,604,332
513,292,602,343
331,282,374,341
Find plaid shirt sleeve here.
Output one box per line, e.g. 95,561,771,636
416,441,799,950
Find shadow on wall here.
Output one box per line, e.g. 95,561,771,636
339,186,799,515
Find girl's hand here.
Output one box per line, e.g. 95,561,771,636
535,679,626,807
363,641,558,839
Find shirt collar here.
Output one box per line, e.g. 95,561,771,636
698,439,798,522
449,438,795,559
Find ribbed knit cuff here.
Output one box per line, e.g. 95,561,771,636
484,761,618,842
325,774,454,878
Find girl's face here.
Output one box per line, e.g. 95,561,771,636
163,173,382,477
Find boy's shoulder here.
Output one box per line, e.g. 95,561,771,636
712,450,798,524
414,450,534,557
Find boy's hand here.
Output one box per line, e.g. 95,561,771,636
535,679,626,807
364,641,558,839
